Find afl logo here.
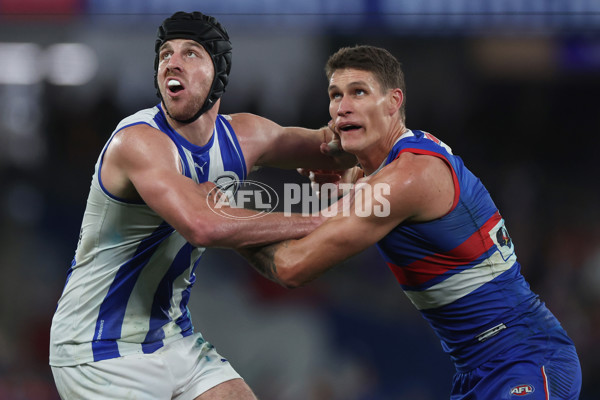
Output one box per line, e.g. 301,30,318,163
510,384,535,396
207,179,279,220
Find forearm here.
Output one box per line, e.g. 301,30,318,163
164,177,324,248
239,239,325,289
238,241,291,287
262,126,356,170
238,218,351,288
205,210,322,249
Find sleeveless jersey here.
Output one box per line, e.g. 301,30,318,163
376,130,561,372
49,104,247,366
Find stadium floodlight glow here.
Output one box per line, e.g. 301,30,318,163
44,43,98,86
0,43,43,85
0,42,98,86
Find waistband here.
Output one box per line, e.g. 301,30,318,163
452,305,562,372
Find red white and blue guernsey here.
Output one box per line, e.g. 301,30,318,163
49,104,246,366
376,129,579,381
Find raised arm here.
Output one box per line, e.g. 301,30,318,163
101,123,323,249
240,152,455,287
229,112,356,171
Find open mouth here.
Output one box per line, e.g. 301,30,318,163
338,124,362,133
167,79,184,94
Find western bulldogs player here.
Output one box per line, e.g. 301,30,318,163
243,45,582,399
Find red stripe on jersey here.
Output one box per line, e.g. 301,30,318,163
388,211,502,287
542,366,550,400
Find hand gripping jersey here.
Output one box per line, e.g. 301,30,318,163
376,130,563,372
50,104,246,366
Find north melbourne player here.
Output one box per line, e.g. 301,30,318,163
49,11,353,400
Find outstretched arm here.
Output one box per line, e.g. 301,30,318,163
229,113,356,171
101,123,324,249
239,152,456,287
238,179,398,287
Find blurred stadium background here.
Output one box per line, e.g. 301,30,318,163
1,1,599,399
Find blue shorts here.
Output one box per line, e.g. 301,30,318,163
451,327,581,400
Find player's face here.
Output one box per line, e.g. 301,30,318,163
157,39,214,121
328,68,392,155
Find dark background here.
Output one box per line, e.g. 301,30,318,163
0,1,599,399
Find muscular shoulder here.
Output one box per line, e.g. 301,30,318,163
393,151,451,185
227,112,282,167
112,124,175,156
375,152,455,222
102,124,180,200
227,113,278,137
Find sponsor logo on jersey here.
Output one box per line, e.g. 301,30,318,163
194,161,208,175
510,384,535,396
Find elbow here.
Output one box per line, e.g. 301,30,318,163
278,278,303,290
276,260,312,289
184,218,229,248
278,277,305,290
186,230,215,249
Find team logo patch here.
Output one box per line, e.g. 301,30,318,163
510,384,535,396
214,173,240,194
496,225,512,248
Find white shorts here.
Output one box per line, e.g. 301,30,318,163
51,333,242,400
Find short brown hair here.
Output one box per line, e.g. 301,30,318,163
325,45,406,121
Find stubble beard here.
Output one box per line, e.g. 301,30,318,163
163,94,205,122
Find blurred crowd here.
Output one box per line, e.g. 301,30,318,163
1,10,599,400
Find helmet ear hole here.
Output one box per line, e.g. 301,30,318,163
154,11,232,123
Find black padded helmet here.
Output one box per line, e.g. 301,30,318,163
154,11,232,123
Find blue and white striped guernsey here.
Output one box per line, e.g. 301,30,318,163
50,104,247,366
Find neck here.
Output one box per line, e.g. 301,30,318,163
163,102,219,147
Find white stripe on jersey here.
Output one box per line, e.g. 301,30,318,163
50,107,242,367
119,233,191,342
403,219,517,310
